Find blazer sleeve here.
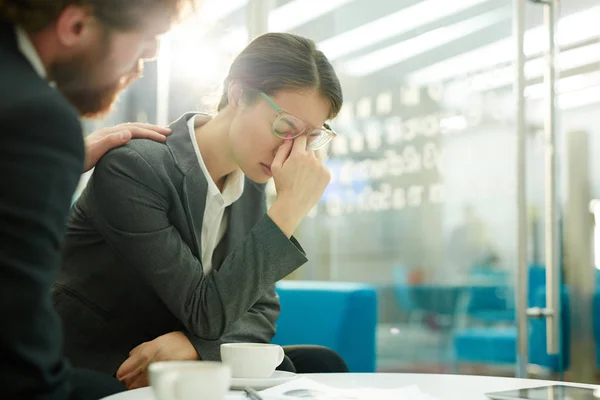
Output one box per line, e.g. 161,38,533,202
184,284,280,360
0,94,83,399
89,147,307,340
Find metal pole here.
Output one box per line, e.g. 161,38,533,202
246,0,275,40
543,0,560,356
564,132,596,383
514,0,529,379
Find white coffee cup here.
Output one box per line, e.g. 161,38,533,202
220,343,285,379
148,361,231,400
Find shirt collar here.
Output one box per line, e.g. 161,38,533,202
221,168,245,206
187,116,245,206
15,26,48,79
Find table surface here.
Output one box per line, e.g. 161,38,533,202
101,373,600,400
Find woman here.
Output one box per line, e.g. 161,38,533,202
53,32,347,388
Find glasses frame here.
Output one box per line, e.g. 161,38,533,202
259,92,337,150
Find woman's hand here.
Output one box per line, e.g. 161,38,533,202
268,135,331,237
115,331,198,390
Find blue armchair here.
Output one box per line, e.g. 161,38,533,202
271,281,378,372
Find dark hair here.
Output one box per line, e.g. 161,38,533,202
0,0,195,32
218,32,343,119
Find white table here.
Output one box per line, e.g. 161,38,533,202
101,373,599,400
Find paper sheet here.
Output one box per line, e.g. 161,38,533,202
258,377,439,400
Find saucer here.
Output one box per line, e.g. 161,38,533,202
230,371,297,390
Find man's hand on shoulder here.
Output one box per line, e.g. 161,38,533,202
84,123,172,172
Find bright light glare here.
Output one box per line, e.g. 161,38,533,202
342,9,509,76
408,5,600,84
220,29,249,54
440,115,468,132
158,0,249,86
526,71,600,100
269,0,355,32
318,0,491,61
198,0,248,24
559,85,600,110
447,41,600,93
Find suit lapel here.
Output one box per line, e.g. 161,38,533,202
212,179,264,270
166,114,266,270
166,112,209,259
182,174,207,259
211,199,243,271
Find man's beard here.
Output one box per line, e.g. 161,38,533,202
49,39,143,119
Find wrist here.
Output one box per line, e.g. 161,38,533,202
267,199,302,238
157,331,199,361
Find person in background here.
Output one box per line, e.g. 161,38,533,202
54,32,349,390
0,0,195,398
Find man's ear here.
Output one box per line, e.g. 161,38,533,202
54,5,96,48
227,82,244,109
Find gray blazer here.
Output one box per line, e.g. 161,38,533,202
53,113,308,375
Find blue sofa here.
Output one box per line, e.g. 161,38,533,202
271,281,378,372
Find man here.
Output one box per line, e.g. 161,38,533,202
0,1,193,398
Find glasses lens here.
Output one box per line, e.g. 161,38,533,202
273,114,306,139
307,129,333,150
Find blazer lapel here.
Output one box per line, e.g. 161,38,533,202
212,211,243,272
212,178,263,271
212,200,245,270
182,174,207,259
166,112,209,259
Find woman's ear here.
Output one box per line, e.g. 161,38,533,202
227,82,244,109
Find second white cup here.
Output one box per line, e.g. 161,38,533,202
148,361,231,400
220,343,285,379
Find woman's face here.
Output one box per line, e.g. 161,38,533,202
228,89,331,184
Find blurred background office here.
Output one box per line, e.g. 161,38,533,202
79,0,600,384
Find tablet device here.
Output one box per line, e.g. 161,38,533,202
486,385,600,400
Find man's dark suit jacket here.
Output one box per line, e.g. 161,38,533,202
0,20,124,399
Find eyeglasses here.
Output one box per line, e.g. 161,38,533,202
259,92,337,150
